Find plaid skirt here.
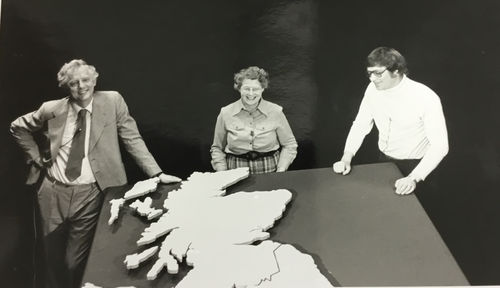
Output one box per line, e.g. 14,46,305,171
226,150,280,174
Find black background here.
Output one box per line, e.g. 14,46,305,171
1,0,499,286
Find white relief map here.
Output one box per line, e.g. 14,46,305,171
86,167,334,288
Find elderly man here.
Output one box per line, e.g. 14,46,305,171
10,59,181,288
333,47,449,195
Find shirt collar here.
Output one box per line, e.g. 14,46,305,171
70,98,93,114
231,99,272,116
384,74,407,92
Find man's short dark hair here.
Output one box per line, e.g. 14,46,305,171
367,47,408,75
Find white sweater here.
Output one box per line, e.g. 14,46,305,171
344,76,449,181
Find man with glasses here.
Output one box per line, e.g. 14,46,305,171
332,47,449,195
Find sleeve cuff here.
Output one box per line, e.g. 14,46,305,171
152,171,163,178
408,174,423,183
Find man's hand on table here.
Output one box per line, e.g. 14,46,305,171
158,173,182,184
394,176,417,195
332,152,353,175
333,161,351,175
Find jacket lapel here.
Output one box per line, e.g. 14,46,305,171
89,93,107,153
48,98,70,160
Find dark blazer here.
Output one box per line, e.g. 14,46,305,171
10,91,162,190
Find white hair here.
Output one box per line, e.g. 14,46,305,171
57,59,99,87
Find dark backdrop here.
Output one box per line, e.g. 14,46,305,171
1,0,499,286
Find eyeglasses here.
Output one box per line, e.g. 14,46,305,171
241,86,263,93
366,68,387,78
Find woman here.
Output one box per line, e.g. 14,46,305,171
210,66,298,174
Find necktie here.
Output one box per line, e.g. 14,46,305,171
65,109,87,181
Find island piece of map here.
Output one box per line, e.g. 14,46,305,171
129,197,163,220
108,177,164,225
123,177,160,200
124,246,159,269
108,198,125,225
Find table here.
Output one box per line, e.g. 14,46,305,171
82,163,468,286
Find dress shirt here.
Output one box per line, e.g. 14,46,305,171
211,99,298,172
48,100,96,184
344,76,449,181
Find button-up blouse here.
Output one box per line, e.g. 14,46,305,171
210,99,298,172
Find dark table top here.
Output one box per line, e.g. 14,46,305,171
83,163,468,287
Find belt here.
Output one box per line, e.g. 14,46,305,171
227,149,279,161
45,174,97,188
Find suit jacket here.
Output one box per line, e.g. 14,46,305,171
10,91,162,190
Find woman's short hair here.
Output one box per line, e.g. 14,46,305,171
57,59,99,87
233,66,269,90
366,47,408,75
